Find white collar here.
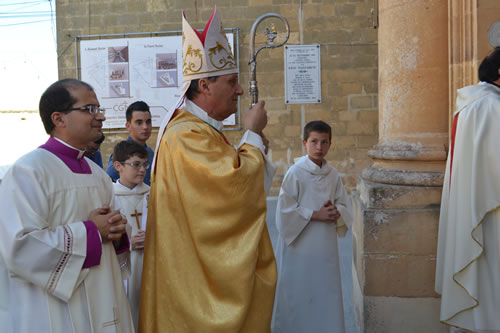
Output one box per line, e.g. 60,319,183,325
184,99,224,132
116,179,140,192
294,155,331,175
53,137,86,159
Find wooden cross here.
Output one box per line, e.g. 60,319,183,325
131,210,142,230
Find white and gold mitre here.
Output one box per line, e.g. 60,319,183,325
182,7,238,81
153,7,239,169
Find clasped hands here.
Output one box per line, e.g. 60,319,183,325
312,200,341,224
88,205,127,241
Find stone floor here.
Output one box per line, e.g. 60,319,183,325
266,197,358,333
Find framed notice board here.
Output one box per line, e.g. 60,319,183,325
75,29,241,131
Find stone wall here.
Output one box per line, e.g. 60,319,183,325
56,0,379,195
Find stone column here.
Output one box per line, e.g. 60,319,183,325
449,0,477,131
352,1,449,332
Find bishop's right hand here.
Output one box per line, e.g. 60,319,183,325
243,100,267,134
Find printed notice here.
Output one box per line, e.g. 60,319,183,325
80,33,236,129
284,44,321,104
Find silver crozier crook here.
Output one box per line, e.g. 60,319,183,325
249,13,290,105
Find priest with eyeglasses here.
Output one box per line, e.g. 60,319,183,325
0,79,135,333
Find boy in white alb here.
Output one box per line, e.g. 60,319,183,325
112,140,150,331
272,121,354,333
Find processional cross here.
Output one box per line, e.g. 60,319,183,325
131,210,142,230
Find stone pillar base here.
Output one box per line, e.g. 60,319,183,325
361,296,448,333
352,177,445,332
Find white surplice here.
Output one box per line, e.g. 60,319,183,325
435,82,500,333
114,180,149,332
271,155,353,333
0,148,134,333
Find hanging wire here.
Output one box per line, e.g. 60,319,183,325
48,0,56,50
0,1,43,7
1,2,44,12
0,18,49,27
0,0,52,28
0,13,51,18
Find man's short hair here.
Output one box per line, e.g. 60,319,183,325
112,140,148,163
478,47,500,83
185,76,218,100
126,101,150,122
39,79,94,134
303,120,332,142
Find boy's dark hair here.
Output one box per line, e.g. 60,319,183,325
112,140,148,163
185,76,218,100
478,47,500,83
126,101,150,122
39,79,94,134
303,121,332,141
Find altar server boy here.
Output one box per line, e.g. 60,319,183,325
272,120,354,333
112,140,150,331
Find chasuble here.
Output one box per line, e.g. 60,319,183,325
0,138,134,333
436,82,500,332
140,107,277,332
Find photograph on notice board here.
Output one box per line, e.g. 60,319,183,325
109,82,129,97
109,64,129,81
108,46,129,63
156,53,176,70
156,71,177,87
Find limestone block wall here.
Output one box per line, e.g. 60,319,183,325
477,0,500,59
56,0,379,195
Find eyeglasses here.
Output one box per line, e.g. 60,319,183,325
120,161,150,170
68,105,106,115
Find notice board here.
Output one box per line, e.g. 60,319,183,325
75,30,240,130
